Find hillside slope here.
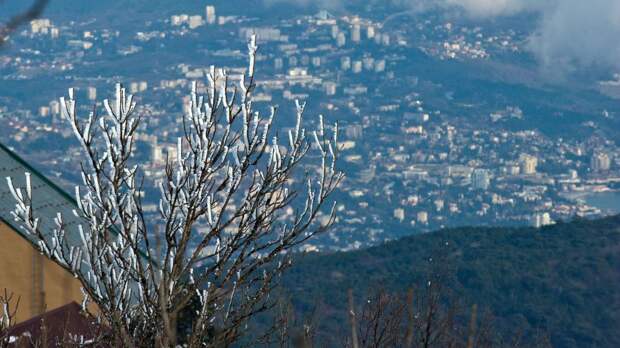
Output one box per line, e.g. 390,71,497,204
282,216,620,347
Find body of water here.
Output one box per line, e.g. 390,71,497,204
582,191,620,214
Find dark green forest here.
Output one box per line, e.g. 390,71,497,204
276,216,620,347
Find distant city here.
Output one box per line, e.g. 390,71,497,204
1,3,619,252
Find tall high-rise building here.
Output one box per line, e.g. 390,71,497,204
519,154,538,175
49,100,60,115
205,5,216,25
340,56,351,70
152,144,164,165
417,211,428,225
374,59,386,73
129,82,140,94
374,32,382,45
352,61,362,74
87,87,97,101
336,32,346,47
351,24,361,43
394,208,405,222
367,25,376,39
471,169,490,190
331,25,339,39
434,199,444,212
138,81,148,92
591,152,611,172
39,106,50,117
50,27,60,39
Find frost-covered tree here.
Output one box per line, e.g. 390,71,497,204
0,290,19,345
7,35,343,347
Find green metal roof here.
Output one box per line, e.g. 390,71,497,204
0,142,85,246
0,142,154,266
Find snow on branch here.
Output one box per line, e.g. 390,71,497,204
7,34,342,346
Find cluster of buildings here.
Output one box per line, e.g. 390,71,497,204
415,20,521,60
170,5,217,29
29,19,60,39
0,4,619,251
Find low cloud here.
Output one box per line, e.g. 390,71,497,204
265,0,620,73
444,0,620,73
527,0,620,73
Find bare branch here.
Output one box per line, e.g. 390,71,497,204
7,34,342,347
0,0,50,47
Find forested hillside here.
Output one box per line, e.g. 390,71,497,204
281,216,620,347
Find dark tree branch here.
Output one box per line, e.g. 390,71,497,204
0,0,50,47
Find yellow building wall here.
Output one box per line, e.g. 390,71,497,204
0,222,85,323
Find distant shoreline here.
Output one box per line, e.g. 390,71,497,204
562,190,620,213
